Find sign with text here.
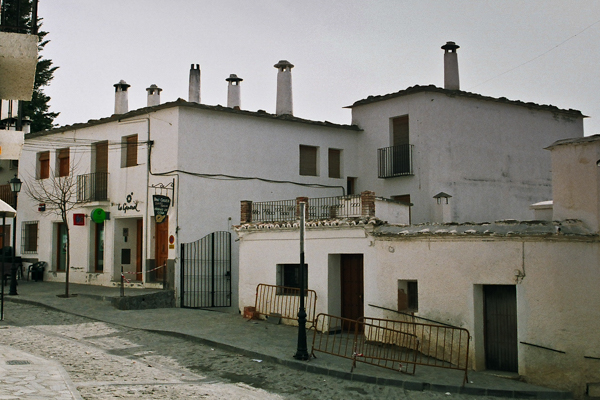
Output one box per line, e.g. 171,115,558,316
153,195,171,224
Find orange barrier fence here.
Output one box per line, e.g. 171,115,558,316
254,284,318,325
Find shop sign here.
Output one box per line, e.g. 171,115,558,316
117,192,140,213
153,195,171,224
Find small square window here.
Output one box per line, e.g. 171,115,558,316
398,280,418,311
277,263,308,294
299,145,318,176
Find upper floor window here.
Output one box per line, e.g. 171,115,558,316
37,151,50,179
299,145,318,176
57,148,70,177
122,134,138,168
94,141,108,173
328,148,341,179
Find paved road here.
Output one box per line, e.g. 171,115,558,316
0,301,512,400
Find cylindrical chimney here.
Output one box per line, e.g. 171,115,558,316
146,84,162,107
189,64,201,103
274,60,294,115
114,80,130,114
441,41,460,90
226,74,243,109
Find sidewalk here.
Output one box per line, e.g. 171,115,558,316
2,280,572,399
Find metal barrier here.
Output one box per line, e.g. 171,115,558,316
254,284,317,324
311,314,471,385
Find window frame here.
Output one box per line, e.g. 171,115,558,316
38,151,50,179
21,221,39,254
56,148,70,177
122,134,138,168
328,148,341,179
398,279,418,311
276,263,308,294
299,145,318,176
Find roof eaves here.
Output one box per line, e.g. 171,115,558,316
345,84,584,117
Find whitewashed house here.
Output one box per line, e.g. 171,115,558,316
235,135,600,397
17,63,360,310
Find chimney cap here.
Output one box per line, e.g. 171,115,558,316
274,60,294,69
114,80,130,89
441,41,460,52
225,74,243,83
146,84,162,93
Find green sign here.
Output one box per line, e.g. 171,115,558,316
91,208,106,223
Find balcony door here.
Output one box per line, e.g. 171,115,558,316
94,141,108,200
392,116,410,175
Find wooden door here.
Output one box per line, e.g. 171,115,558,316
136,219,143,276
340,254,364,321
484,285,518,372
154,216,168,279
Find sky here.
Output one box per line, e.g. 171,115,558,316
38,1,600,135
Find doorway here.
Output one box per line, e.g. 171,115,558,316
154,216,168,280
340,254,364,321
56,222,67,271
484,285,518,372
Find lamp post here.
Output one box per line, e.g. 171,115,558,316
294,202,309,360
9,174,21,296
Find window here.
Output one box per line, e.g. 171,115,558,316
299,145,318,176
328,148,341,178
122,134,138,168
38,151,50,179
398,280,418,311
94,141,108,173
277,263,308,294
21,221,38,254
346,177,356,195
57,148,70,177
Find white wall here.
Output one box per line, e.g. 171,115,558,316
351,91,584,224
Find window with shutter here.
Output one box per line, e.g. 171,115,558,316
94,141,108,173
124,135,138,168
38,151,50,179
299,145,318,176
57,148,70,177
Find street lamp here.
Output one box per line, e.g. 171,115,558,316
8,174,21,296
294,202,309,360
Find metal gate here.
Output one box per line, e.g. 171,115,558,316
180,231,231,308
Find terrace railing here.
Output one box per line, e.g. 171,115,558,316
249,195,362,223
378,144,414,178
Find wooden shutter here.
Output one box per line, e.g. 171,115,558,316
126,135,138,167
58,148,70,177
299,145,317,176
328,148,341,178
95,141,108,173
39,151,50,179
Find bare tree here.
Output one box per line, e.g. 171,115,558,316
25,164,84,297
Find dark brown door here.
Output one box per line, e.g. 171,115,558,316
154,216,168,279
136,219,143,276
340,254,364,321
484,285,518,372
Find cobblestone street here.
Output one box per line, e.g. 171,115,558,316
0,302,517,400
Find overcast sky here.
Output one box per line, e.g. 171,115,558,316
38,1,600,136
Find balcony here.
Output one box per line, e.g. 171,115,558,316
378,144,414,178
77,172,109,202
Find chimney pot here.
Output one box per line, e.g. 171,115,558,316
114,80,130,114
146,84,162,107
441,41,460,90
274,60,294,115
226,74,243,109
189,64,201,103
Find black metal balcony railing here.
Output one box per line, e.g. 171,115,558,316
77,172,108,202
0,0,38,34
251,195,362,223
378,144,414,178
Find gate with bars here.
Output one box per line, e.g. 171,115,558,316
180,231,232,308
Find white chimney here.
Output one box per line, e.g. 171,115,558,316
226,74,243,109
146,84,162,107
441,41,460,90
188,64,201,103
274,60,294,115
114,80,130,114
